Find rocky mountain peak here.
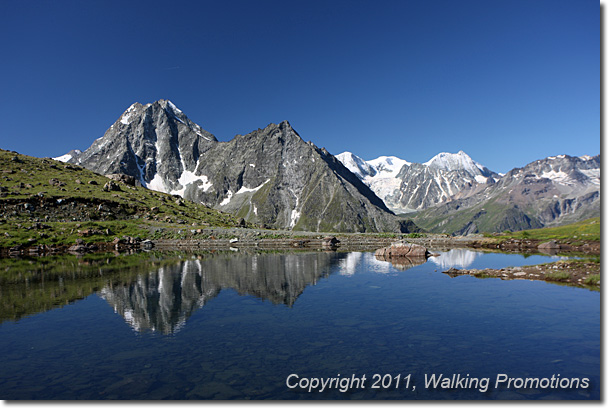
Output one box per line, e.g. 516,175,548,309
56,99,218,192
55,101,413,233
424,150,484,174
279,119,293,130
262,120,298,135
412,153,600,234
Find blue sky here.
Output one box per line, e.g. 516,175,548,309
0,0,599,173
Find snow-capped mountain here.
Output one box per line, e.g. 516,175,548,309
335,152,378,179
335,152,411,212
54,99,599,234
412,154,601,234
336,150,499,214
335,152,409,179
424,150,497,183
57,100,416,233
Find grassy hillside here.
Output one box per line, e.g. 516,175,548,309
411,198,545,235
0,149,247,247
484,217,600,244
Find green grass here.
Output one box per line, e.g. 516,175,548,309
483,217,600,244
411,199,523,234
406,232,426,238
583,274,600,286
544,271,571,282
0,149,250,247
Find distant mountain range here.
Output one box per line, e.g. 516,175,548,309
56,99,600,234
411,153,600,234
338,150,599,234
336,150,499,214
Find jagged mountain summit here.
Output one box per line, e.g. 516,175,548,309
62,100,217,194
423,150,497,182
55,99,598,234
411,154,600,234
336,150,500,214
57,100,416,233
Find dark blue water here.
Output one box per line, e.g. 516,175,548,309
0,250,599,400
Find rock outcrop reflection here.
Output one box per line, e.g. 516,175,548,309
99,252,345,334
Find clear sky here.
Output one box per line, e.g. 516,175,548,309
0,0,600,173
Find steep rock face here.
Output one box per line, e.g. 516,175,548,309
412,154,600,234
64,100,217,195
391,161,496,213
60,100,413,233
184,121,408,232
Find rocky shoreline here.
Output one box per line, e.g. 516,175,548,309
1,229,600,257
1,231,600,291
442,260,600,289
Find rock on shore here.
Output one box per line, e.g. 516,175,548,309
374,241,432,269
374,241,430,258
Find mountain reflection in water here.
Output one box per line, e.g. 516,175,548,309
0,248,598,400
98,250,507,334
1,249,569,335
428,249,482,269
98,252,343,334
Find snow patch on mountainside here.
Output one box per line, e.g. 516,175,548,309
580,168,600,185
367,156,411,178
540,170,571,184
174,166,213,197
54,154,73,162
120,104,137,125
146,173,167,193
54,150,83,163
236,179,271,194
335,152,376,178
217,179,271,208
219,190,233,206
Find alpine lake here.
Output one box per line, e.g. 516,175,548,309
0,247,600,400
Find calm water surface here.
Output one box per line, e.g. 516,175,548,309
0,249,600,400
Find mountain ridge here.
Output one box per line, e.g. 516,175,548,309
411,153,600,234
58,100,416,233
336,150,501,214
55,99,600,234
